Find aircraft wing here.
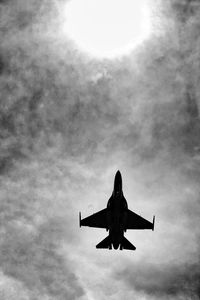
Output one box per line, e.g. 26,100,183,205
80,208,107,228
126,209,155,230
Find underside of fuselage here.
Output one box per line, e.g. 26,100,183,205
92,171,136,250
80,170,154,251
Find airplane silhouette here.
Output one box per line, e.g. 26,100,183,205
79,170,155,250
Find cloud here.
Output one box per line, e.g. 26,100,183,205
114,261,200,299
0,206,85,300
1,0,200,173
0,0,200,300
0,271,30,300
0,156,85,299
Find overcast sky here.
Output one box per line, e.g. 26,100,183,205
0,0,200,299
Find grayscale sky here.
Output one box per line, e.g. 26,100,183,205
0,0,200,299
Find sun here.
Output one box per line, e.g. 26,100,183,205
63,0,152,59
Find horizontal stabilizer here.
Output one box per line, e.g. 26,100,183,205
96,236,111,249
121,237,136,250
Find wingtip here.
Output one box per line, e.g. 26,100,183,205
152,215,155,231
79,212,82,228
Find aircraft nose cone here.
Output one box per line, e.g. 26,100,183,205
114,170,122,192
116,170,121,177
115,170,122,182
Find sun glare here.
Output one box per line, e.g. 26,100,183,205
63,0,152,59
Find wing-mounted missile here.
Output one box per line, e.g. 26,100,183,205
152,215,155,231
79,212,82,227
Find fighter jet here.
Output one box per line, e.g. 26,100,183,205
79,170,155,250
